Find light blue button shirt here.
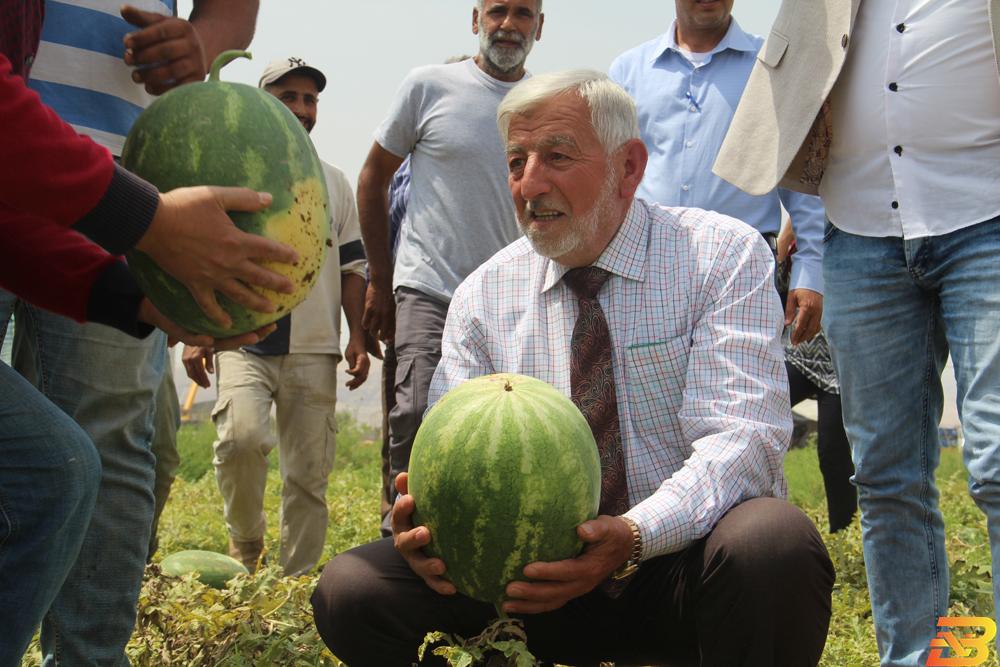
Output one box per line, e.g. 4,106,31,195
610,19,825,294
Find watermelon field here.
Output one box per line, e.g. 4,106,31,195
17,417,995,667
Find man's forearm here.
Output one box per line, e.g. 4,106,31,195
189,0,258,62
341,273,367,337
778,188,825,294
627,229,790,559
357,171,394,288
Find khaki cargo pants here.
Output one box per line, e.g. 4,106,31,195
212,350,338,576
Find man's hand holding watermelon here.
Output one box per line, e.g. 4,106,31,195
499,517,634,615
134,185,299,331
391,472,633,613
391,472,456,597
138,299,275,352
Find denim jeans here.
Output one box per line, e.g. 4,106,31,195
148,363,180,561
0,362,100,667
0,291,165,666
823,217,1000,666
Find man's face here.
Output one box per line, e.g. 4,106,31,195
473,0,543,74
675,0,734,32
265,73,319,133
506,93,622,267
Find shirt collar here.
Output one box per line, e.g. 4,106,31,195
541,199,649,293
651,17,757,64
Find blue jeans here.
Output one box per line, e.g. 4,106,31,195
0,362,100,667
823,217,1000,666
0,292,165,666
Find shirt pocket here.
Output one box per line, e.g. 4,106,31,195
758,30,789,69
624,336,690,442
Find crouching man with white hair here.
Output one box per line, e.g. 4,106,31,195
311,70,834,667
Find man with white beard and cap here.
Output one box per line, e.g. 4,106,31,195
356,0,544,532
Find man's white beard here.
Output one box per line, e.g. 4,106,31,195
519,168,618,262
479,28,534,73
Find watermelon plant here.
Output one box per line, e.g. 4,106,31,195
121,50,329,336
408,373,601,610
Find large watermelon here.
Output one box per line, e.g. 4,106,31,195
160,549,249,589
121,50,329,337
408,373,601,609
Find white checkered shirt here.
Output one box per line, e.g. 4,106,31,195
428,198,791,559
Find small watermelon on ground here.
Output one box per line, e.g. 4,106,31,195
160,550,249,589
408,373,601,609
121,50,329,337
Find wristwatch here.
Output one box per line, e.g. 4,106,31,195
612,516,642,581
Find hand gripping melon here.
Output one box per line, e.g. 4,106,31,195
408,373,602,609
160,549,249,589
121,50,329,336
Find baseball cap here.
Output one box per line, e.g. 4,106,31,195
258,57,327,92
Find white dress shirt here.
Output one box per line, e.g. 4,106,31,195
428,199,791,559
822,0,1000,238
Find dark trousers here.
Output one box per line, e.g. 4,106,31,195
786,363,857,533
380,341,397,534
385,287,449,515
312,497,834,667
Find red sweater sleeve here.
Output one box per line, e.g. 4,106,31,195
0,210,113,322
0,209,150,336
0,53,159,254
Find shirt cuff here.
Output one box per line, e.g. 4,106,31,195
788,258,824,295
85,259,155,339
73,164,160,256
624,495,688,561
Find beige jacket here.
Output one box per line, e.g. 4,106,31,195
714,0,1000,196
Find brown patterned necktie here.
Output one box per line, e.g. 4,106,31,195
563,267,629,519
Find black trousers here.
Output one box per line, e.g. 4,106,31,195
312,497,834,667
786,363,857,533
379,341,397,535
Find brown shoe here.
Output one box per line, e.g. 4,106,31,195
228,537,265,573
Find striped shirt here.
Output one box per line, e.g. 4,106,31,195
28,0,175,155
429,199,791,559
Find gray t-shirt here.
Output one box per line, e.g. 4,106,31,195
376,58,525,302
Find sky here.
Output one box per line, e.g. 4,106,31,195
177,0,784,185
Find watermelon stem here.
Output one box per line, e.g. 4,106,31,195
209,50,252,82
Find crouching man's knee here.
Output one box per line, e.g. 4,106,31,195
699,498,834,666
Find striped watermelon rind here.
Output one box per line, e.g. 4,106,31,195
121,50,329,337
160,549,249,589
409,373,601,608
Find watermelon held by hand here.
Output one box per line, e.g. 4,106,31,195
121,50,329,337
408,373,601,609
160,549,249,589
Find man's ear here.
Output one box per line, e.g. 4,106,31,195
472,7,481,35
535,13,545,41
618,139,648,200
